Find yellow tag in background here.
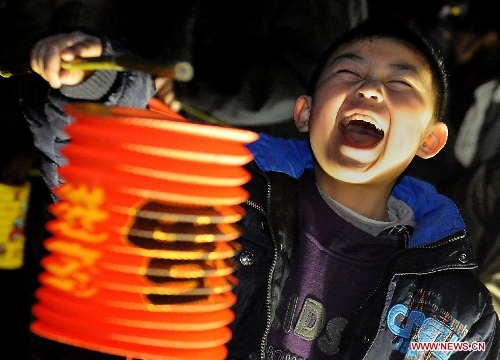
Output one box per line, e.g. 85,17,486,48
0,182,31,269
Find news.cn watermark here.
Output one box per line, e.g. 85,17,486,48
410,341,486,352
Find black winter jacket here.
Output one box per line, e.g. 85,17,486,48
228,133,500,360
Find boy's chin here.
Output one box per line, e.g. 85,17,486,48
321,164,405,186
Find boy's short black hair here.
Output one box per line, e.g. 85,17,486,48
311,16,449,121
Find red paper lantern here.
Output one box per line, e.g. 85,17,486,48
31,102,258,360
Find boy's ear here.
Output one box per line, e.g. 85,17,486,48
294,95,312,132
416,121,448,159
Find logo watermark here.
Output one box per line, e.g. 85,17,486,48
410,341,486,352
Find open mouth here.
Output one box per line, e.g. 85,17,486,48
339,118,384,148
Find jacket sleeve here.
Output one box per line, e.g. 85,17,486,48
460,299,500,359
452,156,500,317
21,35,156,198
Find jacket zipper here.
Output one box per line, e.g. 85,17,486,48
245,199,266,216
245,180,278,360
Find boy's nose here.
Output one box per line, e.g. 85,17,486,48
355,82,383,102
357,91,379,100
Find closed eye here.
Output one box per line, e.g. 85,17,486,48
336,69,362,79
386,78,412,89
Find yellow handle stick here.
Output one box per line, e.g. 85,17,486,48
0,57,194,82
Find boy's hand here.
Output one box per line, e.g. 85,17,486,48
30,31,103,89
154,77,182,112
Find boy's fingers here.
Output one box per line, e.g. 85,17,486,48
169,100,182,113
29,32,103,88
58,69,86,86
64,37,103,59
154,77,182,113
155,77,173,92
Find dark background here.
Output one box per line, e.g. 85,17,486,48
0,1,493,358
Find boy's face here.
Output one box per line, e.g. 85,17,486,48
295,37,447,185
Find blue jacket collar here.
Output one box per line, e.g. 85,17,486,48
246,133,466,248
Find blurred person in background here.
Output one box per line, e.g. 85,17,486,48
435,0,500,315
438,0,500,176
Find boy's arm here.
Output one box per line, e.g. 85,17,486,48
21,31,156,198
451,156,500,316
462,302,500,359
